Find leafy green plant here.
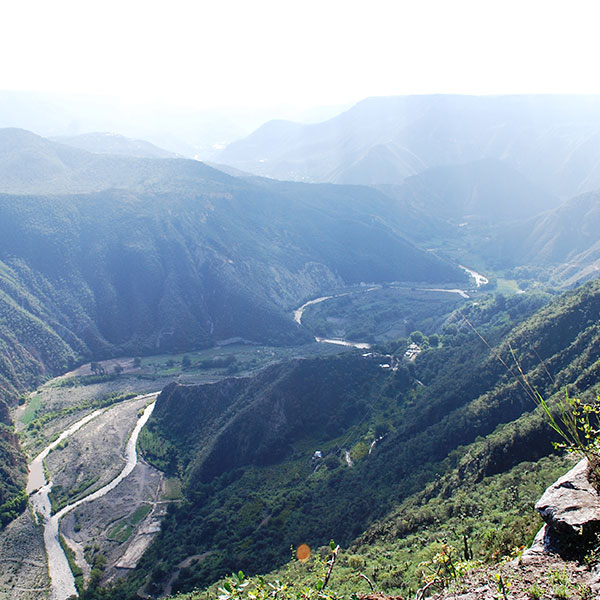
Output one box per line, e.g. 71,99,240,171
494,573,510,600
527,582,543,599
536,393,600,482
418,543,480,593
548,567,576,599
215,542,344,600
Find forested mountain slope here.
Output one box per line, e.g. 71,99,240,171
375,160,600,286
374,158,560,247
493,190,600,284
217,94,600,198
0,128,465,517
0,128,232,195
0,128,465,404
108,281,600,599
391,158,559,222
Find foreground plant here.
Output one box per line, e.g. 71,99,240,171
536,393,600,484
418,543,481,595
216,542,347,600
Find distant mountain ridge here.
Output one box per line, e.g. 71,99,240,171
379,158,560,230
493,189,600,284
0,128,232,194
217,94,600,198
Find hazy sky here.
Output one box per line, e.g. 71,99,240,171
3,0,600,111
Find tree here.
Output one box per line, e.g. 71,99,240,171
410,330,425,345
90,362,105,376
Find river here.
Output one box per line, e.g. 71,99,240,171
293,295,334,324
293,289,382,349
417,287,470,298
314,337,371,349
28,394,157,600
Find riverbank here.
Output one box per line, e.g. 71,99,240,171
27,394,158,600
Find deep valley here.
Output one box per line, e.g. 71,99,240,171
2,94,600,600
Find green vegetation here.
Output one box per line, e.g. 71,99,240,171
75,281,600,599
130,504,152,526
0,130,472,520
494,278,523,296
0,489,27,527
158,455,571,600
300,286,466,343
5,124,600,596
18,391,42,425
162,478,183,500
137,344,342,380
108,521,134,543
534,392,600,489
108,505,152,543
20,391,137,454
82,543,108,593
0,131,467,415
0,423,27,521
50,371,125,388
50,475,100,512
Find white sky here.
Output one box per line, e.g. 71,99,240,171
2,0,600,111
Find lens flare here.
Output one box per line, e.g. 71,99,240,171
296,543,311,561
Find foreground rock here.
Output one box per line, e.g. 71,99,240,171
527,458,600,558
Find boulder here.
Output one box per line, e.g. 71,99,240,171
530,458,600,557
536,458,600,535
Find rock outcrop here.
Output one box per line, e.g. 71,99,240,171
525,458,600,559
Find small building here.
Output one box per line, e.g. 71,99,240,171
404,343,422,361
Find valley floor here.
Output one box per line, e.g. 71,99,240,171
3,342,351,598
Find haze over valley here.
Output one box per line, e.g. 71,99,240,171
3,2,600,599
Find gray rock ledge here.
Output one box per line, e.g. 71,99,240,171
536,458,600,536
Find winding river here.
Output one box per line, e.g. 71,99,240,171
28,394,157,600
292,268,488,351
293,289,379,349
293,295,334,324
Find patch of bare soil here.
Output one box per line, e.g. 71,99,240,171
16,377,164,457
0,509,49,599
45,396,151,507
60,457,169,587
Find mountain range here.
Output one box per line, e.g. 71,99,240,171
50,132,179,159
1,96,600,600
217,94,600,198
0,128,469,405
